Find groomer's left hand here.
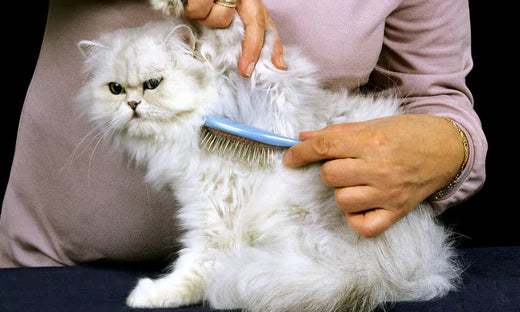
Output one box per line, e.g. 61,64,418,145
182,0,285,77
283,114,465,237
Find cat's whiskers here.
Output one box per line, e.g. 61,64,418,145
86,127,111,188
61,126,107,171
62,121,116,187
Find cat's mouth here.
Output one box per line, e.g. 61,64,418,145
124,108,176,135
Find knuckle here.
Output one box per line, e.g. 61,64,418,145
393,192,412,211
334,188,363,211
373,162,393,181
319,162,335,185
334,189,348,210
382,183,407,206
345,212,383,238
388,187,403,200
312,136,333,158
368,129,388,148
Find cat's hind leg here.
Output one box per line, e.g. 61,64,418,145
126,251,212,308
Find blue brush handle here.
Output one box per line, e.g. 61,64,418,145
204,115,301,147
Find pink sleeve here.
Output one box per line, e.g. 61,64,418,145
370,0,487,212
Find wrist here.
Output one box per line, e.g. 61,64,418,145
429,117,469,201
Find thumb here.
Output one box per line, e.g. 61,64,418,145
345,208,400,238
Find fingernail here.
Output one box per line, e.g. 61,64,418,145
278,55,286,69
246,62,256,77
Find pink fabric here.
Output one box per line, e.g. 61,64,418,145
1,1,178,267
263,0,486,211
0,0,486,267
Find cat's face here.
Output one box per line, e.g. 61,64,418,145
77,23,207,141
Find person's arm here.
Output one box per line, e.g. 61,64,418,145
283,0,487,237
370,0,487,212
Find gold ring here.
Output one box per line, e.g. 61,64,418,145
213,0,237,8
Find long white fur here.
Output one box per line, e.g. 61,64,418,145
75,1,461,311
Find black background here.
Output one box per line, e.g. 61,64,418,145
2,1,518,248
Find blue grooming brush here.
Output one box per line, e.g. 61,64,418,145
204,115,301,147
201,115,301,165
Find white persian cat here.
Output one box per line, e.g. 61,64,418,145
76,2,460,311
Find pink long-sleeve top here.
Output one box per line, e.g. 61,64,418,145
264,0,487,212
0,0,486,267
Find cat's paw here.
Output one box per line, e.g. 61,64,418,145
149,0,185,16
126,277,202,308
126,278,164,308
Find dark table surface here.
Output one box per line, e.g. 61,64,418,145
1,246,519,312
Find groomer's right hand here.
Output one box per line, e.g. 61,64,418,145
182,0,285,78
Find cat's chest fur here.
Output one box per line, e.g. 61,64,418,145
170,151,320,251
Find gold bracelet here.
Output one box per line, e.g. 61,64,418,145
429,117,469,201
213,0,237,8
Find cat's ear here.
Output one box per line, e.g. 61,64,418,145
78,40,109,58
164,25,197,51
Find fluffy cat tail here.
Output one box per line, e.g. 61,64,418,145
205,248,379,312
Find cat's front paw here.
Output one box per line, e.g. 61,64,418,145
126,277,202,308
127,278,164,308
149,0,185,17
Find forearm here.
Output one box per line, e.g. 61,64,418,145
370,0,487,211
404,97,487,212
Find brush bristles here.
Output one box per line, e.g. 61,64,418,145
200,127,277,166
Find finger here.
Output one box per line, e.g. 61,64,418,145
320,158,368,187
197,4,236,28
334,185,384,214
345,208,401,238
264,10,285,70
184,0,214,19
283,132,358,168
236,4,265,77
299,122,363,140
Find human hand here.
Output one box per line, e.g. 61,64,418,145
182,0,285,77
283,114,466,237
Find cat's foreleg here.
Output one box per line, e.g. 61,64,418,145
126,250,212,308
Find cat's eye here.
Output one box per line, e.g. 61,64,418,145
143,78,162,91
108,82,125,95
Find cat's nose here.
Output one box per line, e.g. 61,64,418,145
128,101,141,111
